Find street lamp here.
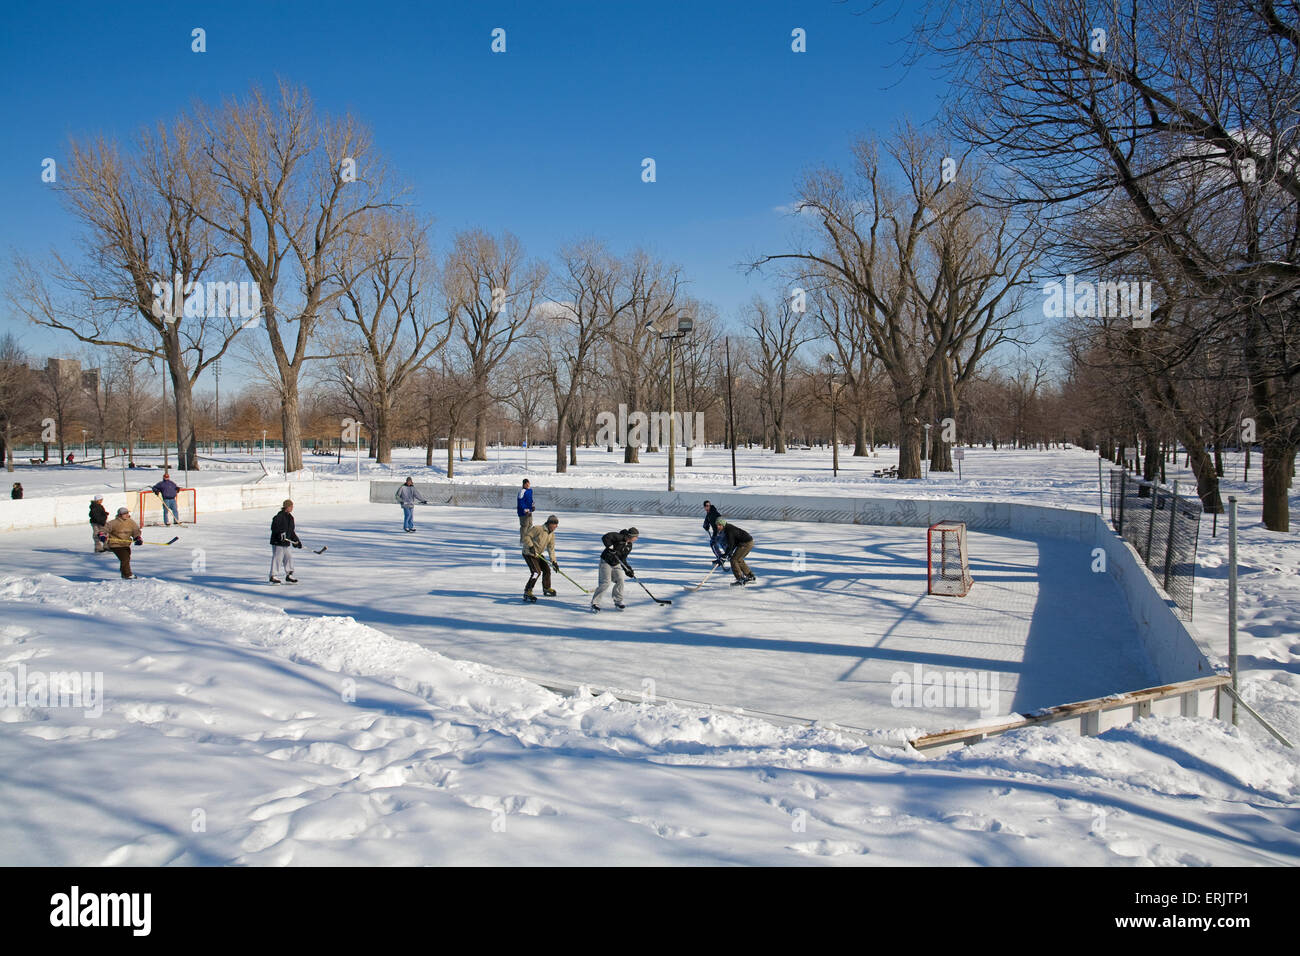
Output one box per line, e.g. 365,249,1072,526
822,358,841,477
923,422,932,478
647,313,694,492
81,429,87,462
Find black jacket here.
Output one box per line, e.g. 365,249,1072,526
89,502,109,525
703,505,721,535
270,509,300,547
600,530,635,568
718,524,752,553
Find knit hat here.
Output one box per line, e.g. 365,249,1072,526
545,515,558,526
625,527,640,537
116,506,131,516
93,495,103,501
715,517,727,527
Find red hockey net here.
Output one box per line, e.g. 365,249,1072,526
927,520,973,597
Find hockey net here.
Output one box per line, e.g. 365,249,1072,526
927,520,973,597
138,488,197,526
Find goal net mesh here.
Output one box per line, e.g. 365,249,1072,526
927,520,973,597
138,488,197,526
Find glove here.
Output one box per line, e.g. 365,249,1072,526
622,565,635,578
551,561,559,571
713,557,724,567
97,533,107,542
133,537,143,546
293,540,303,549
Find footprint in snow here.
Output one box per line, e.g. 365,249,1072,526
787,840,870,857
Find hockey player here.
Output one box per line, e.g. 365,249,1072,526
269,499,303,584
150,471,182,526
395,477,428,532
703,500,725,561
517,479,536,541
521,514,561,602
89,494,109,553
104,506,143,579
591,527,639,611
714,517,755,585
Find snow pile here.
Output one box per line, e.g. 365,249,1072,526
2,572,1295,865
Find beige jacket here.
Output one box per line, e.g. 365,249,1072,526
105,515,141,549
521,524,556,563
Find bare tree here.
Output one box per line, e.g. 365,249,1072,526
334,212,452,462
541,241,635,473
190,81,395,473
743,295,812,453
443,229,546,461
0,335,38,471
10,116,244,470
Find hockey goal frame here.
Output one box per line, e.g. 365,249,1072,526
927,520,973,597
138,488,198,526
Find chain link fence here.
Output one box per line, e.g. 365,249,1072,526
1107,468,1203,619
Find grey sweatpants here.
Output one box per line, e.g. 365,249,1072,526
270,545,295,579
591,561,625,607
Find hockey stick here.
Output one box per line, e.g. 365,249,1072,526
550,564,589,594
687,560,728,591
628,574,671,605
313,546,327,554
143,537,180,546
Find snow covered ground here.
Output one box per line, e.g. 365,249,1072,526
1,446,1297,866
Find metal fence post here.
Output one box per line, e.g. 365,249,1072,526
1143,480,1157,563
1163,481,1179,591
1117,469,1126,534
1228,496,1239,727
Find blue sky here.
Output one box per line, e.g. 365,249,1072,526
1,0,947,361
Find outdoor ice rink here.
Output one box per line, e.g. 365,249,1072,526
0,501,1157,733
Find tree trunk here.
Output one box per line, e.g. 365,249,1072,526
773,422,786,453
569,424,578,466
555,421,567,473
472,407,488,461
1261,441,1293,531
279,376,303,473
853,416,868,456
171,368,199,471
375,392,393,464
897,407,922,479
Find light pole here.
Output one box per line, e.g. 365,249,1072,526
923,423,932,478
822,356,841,477
647,313,694,492
81,429,87,462
262,429,267,467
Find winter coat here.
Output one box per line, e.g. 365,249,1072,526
517,486,534,517
703,505,721,535
89,502,109,526
718,523,753,553
522,524,557,563
600,530,635,568
105,515,141,549
152,478,180,499
10,486,21,499
270,509,300,547
395,484,427,507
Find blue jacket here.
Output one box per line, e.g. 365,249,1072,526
517,487,534,517
152,478,180,499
